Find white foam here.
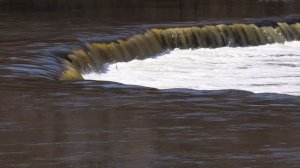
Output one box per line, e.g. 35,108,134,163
84,41,300,95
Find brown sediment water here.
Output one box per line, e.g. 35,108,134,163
0,0,300,168
64,22,299,79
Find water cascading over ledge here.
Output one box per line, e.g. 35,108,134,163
60,22,300,80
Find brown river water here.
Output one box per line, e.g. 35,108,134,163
0,0,300,167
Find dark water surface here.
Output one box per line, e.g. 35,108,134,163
0,0,300,167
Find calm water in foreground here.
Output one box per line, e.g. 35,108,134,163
0,0,300,167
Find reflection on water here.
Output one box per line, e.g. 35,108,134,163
0,0,300,167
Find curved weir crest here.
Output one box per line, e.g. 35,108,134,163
61,22,300,80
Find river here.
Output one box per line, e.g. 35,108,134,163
0,0,300,167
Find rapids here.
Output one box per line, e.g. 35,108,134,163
84,41,300,95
